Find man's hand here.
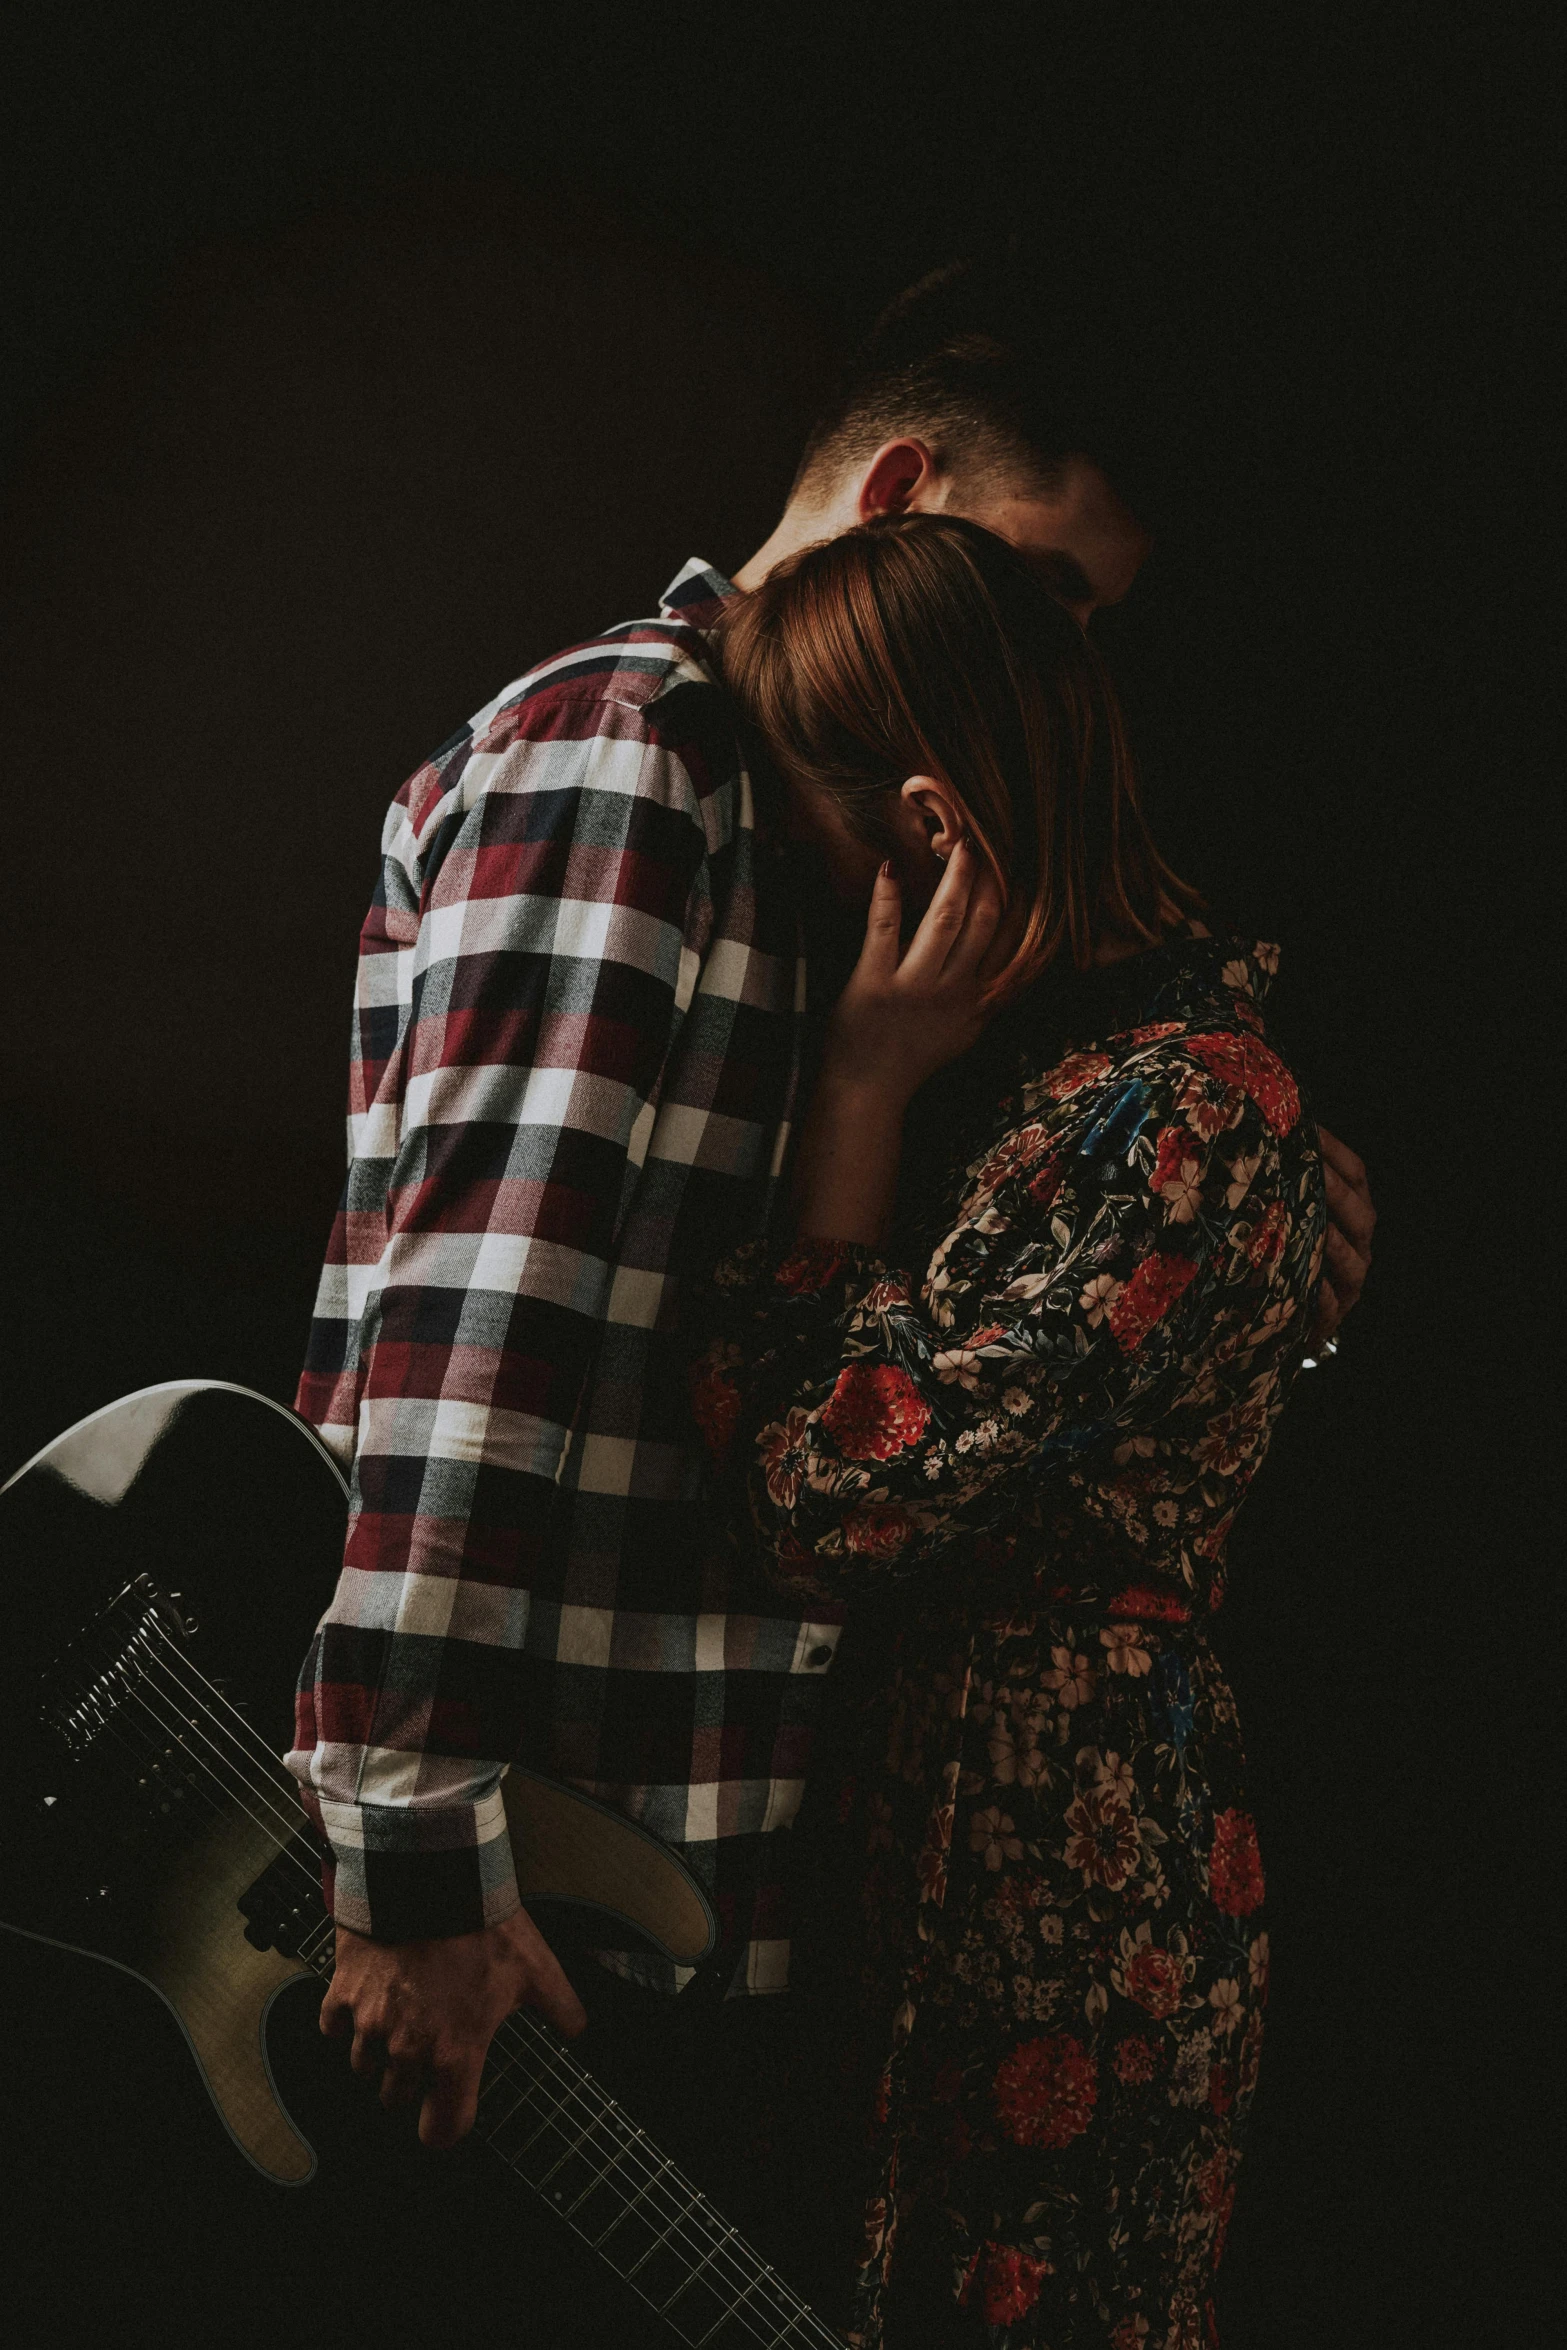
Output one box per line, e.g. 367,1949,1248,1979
1313,1124,1376,1350
319,1906,587,2150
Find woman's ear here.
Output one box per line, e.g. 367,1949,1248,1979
897,775,966,866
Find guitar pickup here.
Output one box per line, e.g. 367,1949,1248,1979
237,1832,324,1959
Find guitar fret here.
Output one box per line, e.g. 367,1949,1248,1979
621,2188,704,2281
691,2267,768,2349
562,2132,634,2219
533,2108,608,2191
586,2138,670,2246
477,2035,560,2137
658,2223,738,2315
490,2075,577,2167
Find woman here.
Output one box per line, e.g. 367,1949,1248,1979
692,514,1325,2347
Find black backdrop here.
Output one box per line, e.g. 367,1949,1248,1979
0,9,1556,2345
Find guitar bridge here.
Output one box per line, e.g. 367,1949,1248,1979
237,1833,326,1961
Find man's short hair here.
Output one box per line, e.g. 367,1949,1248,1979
792,256,1154,512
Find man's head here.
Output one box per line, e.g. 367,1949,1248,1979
734,260,1152,625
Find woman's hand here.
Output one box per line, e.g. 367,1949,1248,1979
792,841,1006,1246
820,839,1006,1106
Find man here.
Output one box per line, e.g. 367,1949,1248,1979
286,261,1375,2181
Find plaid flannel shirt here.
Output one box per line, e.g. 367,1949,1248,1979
286,562,839,1993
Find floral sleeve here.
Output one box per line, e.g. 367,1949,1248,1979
690,1032,1314,1603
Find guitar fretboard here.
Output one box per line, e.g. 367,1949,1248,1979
476,2006,838,2348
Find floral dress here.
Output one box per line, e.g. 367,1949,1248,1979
690,934,1326,2349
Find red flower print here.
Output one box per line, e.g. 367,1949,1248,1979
1113,2035,1157,2085
992,2033,1099,2149
757,1407,811,1508
772,1238,846,1293
1041,1049,1114,1101
1152,1124,1195,1186
1245,1199,1289,1268
1208,2061,1234,2114
820,1362,931,1460
689,1341,741,1461
1028,1152,1066,1208
972,1120,1050,1195
1151,1125,1206,1224
1128,1020,1185,1045
1187,1030,1300,1136
843,1503,915,1558
1113,1923,1193,2018
971,2242,1053,2325
1105,1252,1199,1351
1209,1809,1266,1915
1107,1584,1192,1623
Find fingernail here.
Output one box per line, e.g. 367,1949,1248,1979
880,859,893,877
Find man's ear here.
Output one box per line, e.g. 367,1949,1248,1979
897,775,966,864
856,438,941,521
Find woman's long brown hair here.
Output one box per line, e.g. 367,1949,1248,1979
718,512,1198,998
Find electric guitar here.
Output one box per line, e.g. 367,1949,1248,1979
0,1381,839,2347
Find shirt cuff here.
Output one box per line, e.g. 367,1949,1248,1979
312,1785,521,1942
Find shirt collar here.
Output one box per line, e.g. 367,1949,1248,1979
659,558,740,639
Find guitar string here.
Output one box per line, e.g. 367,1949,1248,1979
480,2010,845,2350
70,1614,834,2350
79,1619,841,2350
121,1649,842,2350
122,1616,838,2342
86,1676,837,2350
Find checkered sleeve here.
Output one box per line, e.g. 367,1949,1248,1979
287,690,714,1940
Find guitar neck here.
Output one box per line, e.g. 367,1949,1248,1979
476,2006,835,2348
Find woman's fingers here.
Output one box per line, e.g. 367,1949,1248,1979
901,837,1005,987
947,850,1006,978
856,859,905,982
897,837,977,985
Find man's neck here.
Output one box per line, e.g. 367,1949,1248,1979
731,495,856,592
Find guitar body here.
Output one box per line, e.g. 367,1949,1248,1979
0,1383,713,2183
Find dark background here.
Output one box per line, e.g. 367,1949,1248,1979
0,7,1557,2345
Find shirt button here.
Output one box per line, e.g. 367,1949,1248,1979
806,1644,835,1669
